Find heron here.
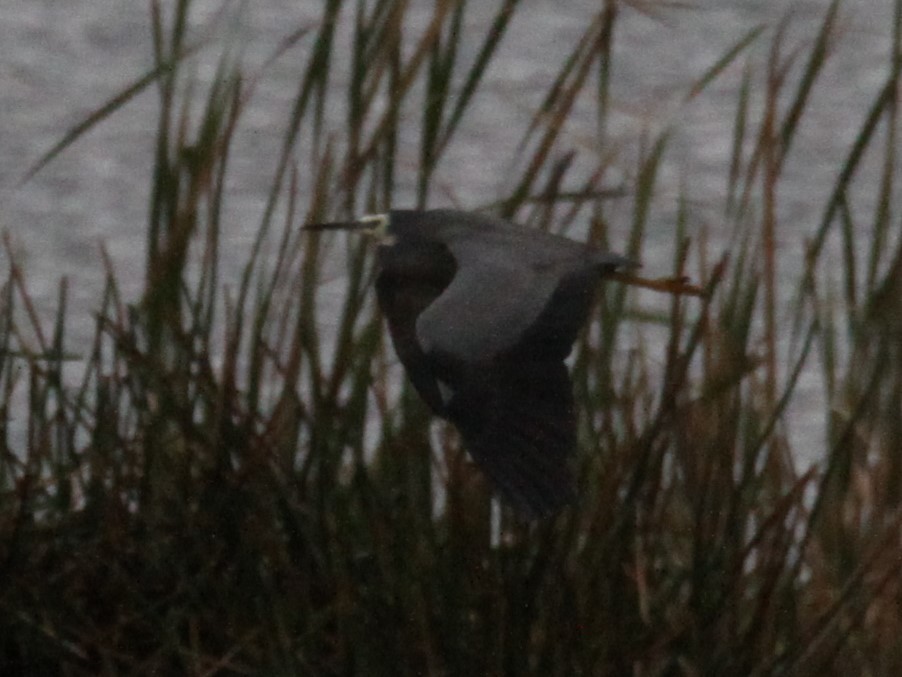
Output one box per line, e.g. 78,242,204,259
304,209,696,518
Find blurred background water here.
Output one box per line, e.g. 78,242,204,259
0,0,894,461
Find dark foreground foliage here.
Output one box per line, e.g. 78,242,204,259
3,0,902,674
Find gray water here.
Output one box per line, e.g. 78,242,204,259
0,0,896,462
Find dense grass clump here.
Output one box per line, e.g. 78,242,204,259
3,0,902,674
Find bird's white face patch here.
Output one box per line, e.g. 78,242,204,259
360,213,395,244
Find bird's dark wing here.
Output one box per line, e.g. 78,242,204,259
408,256,602,517
414,243,563,364
437,267,608,516
504,267,601,361
438,356,577,518
376,235,616,518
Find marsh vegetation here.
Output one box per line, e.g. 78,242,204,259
3,0,902,674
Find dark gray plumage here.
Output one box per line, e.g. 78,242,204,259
305,209,636,518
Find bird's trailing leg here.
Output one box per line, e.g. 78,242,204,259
607,271,706,297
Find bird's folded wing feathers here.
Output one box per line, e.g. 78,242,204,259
414,247,561,364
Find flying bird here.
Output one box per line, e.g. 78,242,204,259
305,209,647,518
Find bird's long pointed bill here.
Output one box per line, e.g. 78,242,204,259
302,220,372,232
608,271,706,297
